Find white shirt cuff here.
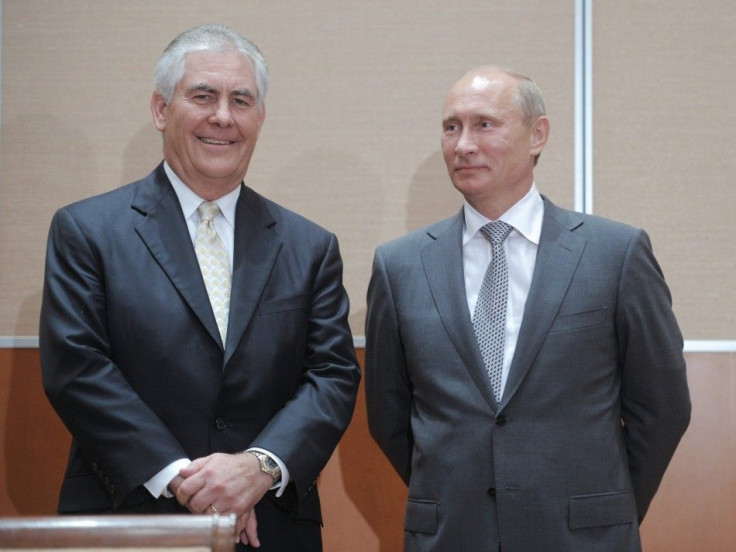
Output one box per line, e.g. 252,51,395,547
143,458,191,498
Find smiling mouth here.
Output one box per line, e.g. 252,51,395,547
198,137,234,145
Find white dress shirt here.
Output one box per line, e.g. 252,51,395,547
463,184,544,399
143,162,289,499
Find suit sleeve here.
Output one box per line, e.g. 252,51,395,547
39,207,187,507
364,246,413,484
616,229,691,520
248,232,361,501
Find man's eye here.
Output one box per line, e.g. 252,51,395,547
480,121,494,128
444,124,459,132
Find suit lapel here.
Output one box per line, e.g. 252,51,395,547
501,198,586,406
132,164,222,347
421,211,498,411
224,185,282,365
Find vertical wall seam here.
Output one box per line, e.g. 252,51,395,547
574,0,593,214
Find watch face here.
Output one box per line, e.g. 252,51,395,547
251,451,280,478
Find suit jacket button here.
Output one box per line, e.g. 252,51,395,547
488,487,496,499
215,417,227,430
495,415,507,426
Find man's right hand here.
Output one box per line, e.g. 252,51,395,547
169,452,272,546
167,474,185,496
167,469,261,547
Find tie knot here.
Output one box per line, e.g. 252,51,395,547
197,201,221,223
479,220,513,245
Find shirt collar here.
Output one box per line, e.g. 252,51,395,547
462,183,544,246
164,161,240,228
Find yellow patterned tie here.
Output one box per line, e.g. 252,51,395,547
194,201,231,346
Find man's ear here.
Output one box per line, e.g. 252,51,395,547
530,115,550,156
150,91,167,132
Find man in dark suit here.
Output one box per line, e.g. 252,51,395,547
365,66,691,551
40,24,360,551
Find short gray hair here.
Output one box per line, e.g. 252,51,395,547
472,66,547,165
509,72,546,166
154,23,269,105
511,72,546,125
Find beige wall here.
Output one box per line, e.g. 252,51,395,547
1,0,576,336
592,1,736,340
5,3,733,341
5,3,730,340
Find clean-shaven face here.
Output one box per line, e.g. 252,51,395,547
441,71,541,215
151,49,265,198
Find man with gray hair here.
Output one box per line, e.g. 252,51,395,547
40,24,360,551
365,66,690,551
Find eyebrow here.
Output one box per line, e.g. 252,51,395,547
188,83,218,95
187,83,257,100
442,112,503,125
231,88,257,100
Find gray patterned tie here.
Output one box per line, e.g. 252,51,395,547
194,201,231,346
473,221,513,403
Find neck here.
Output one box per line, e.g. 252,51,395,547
164,160,243,201
186,180,241,201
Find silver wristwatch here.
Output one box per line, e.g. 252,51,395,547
247,450,281,482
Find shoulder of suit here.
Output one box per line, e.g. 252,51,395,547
543,198,643,240
59,180,142,220
58,164,168,216
377,213,458,255
241,185,334,237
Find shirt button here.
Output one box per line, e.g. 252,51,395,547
215,417,227,430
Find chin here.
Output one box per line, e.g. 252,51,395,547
451,178,488,196
198,163,243,178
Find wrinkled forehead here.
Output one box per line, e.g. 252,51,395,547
181,49,255,80
194,47,248,65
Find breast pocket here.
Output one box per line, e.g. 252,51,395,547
258,292,310,315
549,306,608,334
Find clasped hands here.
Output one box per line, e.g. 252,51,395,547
169,452,273,547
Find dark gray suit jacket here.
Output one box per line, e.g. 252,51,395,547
365,197,690,552
40,164,360,539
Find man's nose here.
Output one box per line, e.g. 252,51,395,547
209,99,234,126
455,129,477,155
